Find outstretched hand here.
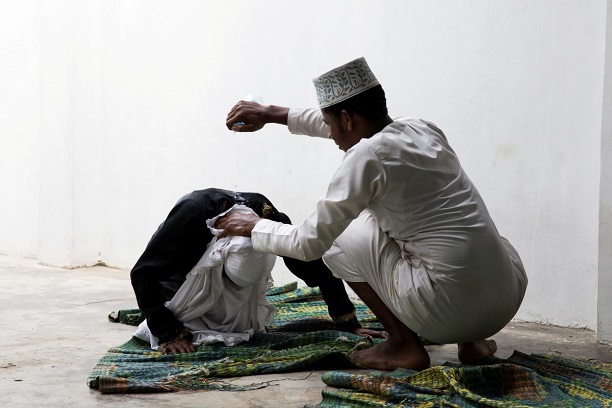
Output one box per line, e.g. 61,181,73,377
161,339,196,355
225,100,268,132
215,207,262,238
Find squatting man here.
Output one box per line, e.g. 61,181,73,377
218,57,528,371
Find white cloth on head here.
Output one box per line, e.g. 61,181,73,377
133,204,277,349
252,108,528,344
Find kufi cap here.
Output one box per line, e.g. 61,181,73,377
312,57,380,108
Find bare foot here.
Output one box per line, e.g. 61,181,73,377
457,339,497,364
349,340,430,371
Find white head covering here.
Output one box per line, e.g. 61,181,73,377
312,57,380,109
222,236,276,287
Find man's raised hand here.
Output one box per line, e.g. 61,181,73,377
226,100,268,132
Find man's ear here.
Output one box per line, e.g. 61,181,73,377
340,109,353,131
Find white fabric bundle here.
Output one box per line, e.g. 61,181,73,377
134,205,277,348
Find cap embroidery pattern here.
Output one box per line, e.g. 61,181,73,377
312,57,379,108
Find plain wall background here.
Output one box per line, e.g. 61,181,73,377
1,0,610,336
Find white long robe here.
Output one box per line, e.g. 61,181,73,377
134,205,277,348
250,108,527,343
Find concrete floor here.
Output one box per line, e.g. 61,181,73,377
0,254,610,408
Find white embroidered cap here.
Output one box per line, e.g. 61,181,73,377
312,57,380,109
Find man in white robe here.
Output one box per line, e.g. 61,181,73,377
218,57,528,371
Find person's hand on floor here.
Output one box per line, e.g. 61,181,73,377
161,339,196,355
352,327,388,339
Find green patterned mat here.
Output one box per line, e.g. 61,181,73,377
90,283,380,394
88,330,375,394
90,284,612,407
320,352,612,407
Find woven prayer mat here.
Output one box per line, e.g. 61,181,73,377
319,352,612,407
90,284,612,406
89,283,381,393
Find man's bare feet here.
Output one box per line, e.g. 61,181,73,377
457,339,497,364
349,340,430,371
343,281,429,371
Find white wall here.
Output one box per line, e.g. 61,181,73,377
0,1,40,258
599,0,612,344
0,1,608,332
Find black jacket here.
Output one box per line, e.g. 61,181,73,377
130,188,360,343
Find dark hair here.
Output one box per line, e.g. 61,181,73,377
322,84,388,121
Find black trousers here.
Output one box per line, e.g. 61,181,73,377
130,188,359,343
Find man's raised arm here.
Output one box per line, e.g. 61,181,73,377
225,101,329,138
225,101,289,132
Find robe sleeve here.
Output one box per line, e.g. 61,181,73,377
287,107,330,138
252,141,385,261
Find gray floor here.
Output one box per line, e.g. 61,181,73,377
0,254,610,408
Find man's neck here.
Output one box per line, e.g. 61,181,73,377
363,115,393,138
